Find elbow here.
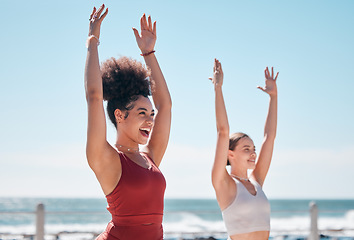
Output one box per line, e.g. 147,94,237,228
211,172,218,188
155,96,172,111
165,93,172,107
211,172,224,190
86,149,95,170
211,178,218,189
264,132,276,142
217,126,229,136
164,96,172,109
85,89,103,102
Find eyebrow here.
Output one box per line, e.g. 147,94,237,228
137,107,154,112
242,145,256,149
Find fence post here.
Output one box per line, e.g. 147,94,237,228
309,201,319,240
35,203,45,240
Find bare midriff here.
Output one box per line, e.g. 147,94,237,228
230,231,270,240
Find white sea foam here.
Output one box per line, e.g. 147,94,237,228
1,212,354,237
163,212,226,233
318,210,354,230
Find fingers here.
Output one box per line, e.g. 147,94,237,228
213,58,223,74
141,14,147,31
213,58,218,72
153,21,157,35
96,4,105,17
140,15,144,31
135,14,156,39
264,67,269,79
132,27,140,40
215,58,220,67
217,59,223,72
100,8,108,21
148,15,153,32
257,86,266,92
271,67,274,79
90,4,107,22
265,66,278,80
275,72,279,81
140,13,156,35
89,7,96,20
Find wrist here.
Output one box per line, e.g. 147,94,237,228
140,50,155,56
86,35,100,48
214,84,223,91
269,93,278,98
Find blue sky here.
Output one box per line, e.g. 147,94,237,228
1,0,353,199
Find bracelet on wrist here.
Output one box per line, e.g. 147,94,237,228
140,50,155,56
86,35,100,48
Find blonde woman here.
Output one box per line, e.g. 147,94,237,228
210,59,278,240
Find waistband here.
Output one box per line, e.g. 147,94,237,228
112,213,163,226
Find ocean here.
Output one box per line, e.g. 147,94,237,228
0,198,354,239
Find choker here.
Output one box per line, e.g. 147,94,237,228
230,173,250,182
115,144,139,153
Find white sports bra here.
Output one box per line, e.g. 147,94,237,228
222,177,270,236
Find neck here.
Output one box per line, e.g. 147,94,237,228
230,169,248,181
115,142,139,153
116,134,139,153
230,174,250,182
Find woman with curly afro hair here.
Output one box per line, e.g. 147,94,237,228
84,5,171,240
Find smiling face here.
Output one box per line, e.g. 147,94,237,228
115,95,155,146
229,137,257,170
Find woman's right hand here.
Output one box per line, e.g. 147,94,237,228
257,66,278,97
209,58,224,87
133,14,157,55
88,4,108,39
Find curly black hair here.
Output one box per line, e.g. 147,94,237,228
101,56,152,128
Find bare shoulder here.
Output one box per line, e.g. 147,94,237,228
89,145,123,196
214,175,237,211
140,146,159,166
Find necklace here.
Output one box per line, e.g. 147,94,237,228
115,144,139,153
115,144,151,170
230,173,250,182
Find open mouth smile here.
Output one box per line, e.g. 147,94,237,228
139,127,151,137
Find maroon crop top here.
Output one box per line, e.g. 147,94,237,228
105,151,166,226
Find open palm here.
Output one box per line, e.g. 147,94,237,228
258,67,278,96
133,14,156,54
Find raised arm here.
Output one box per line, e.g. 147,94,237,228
84,5,111,171
133,14,172,166
251,67,278,186
210,59,233,197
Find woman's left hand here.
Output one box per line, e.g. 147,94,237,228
258,66,278,97
88,4,108,39
209,58,224,87
133,14,156,54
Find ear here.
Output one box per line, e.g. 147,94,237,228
114,109,124,124
228,149,235,161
